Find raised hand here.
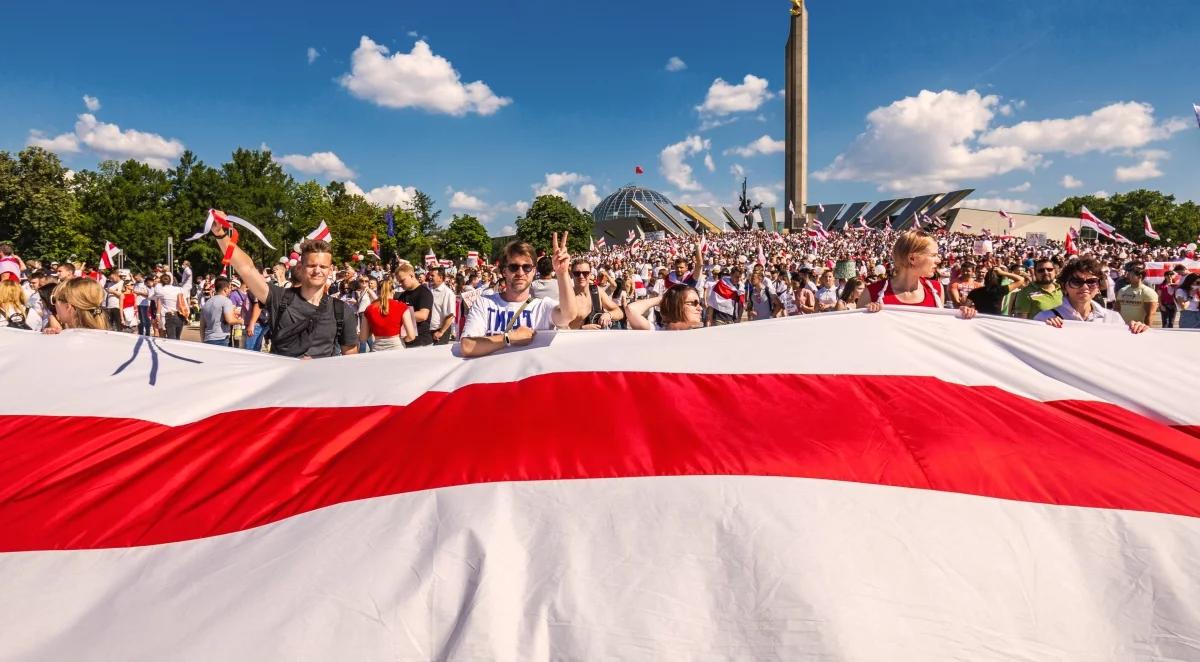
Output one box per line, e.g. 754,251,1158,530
551,231,571,276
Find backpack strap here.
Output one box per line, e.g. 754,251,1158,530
331,297,346,348
589,284,602,318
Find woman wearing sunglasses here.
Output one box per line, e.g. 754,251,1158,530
1034,257,1147,333
624,285,704,331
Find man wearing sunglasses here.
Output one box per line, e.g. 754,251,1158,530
564,258,624,329
1034,257,1147,333
1009,258,1063,319
460,233,576,358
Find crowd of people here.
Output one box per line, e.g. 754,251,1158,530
1,223,1197,358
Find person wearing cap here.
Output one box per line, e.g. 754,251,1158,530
1115,262,1157,327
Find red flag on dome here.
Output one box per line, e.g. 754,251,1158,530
634,166,644,175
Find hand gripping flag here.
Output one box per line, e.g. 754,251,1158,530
185,209,276,251
99,241,121,270
306,221,332,243
1144,215,1161,241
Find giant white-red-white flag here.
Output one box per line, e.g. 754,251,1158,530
1,312,1199,660
99,241,121,269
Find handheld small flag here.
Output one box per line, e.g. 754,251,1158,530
999,210,1014,229
185,209,277,250
818,203,825,213
858,216,868,229
596,238,607,250
306,221,332,243
424,251,437,267
100,241,121,270
1144,215,1161,241
1065,230,1078,255
466,251,480,268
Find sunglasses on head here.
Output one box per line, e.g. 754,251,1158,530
504,264,535,274
1067,277,1101,289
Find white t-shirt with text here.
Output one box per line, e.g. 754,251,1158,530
462,293,558,337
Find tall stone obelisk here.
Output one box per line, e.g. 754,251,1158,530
784,0,807,230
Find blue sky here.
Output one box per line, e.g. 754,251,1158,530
3,0,1197,235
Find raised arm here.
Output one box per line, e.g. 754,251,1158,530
212,230,269,303
624,294,661,330
690,242,704,284
549,231,577,328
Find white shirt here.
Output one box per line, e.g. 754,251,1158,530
1034,301,1126,325
462,292,558,337
429,282,456,331
153,284,185,323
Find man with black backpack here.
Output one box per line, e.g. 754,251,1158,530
211,232,357,358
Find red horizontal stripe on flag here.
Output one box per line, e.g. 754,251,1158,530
1,373,1197,552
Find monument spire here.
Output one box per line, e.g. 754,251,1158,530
785,0,808,230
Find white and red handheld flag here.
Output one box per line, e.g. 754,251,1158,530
466,251,480,268
858,215,868,229
1065,229,1078,255
99,241,121,270
1143,215,1161,241
1080,206,1115,239
424,251,437,267
306,220,332,242
999,210,1014,229
596,238,607,249
185,209,276,249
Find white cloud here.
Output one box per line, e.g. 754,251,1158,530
665,56,687,72
698,116,739,132
27,130,81,153
307,47,319,64
274,151,356,180
532,172,599,210
406,31,420,38
499,225,516,236
82,95,101,112
344,181,418,207
449,190,486,211
1115,159,1163,182
1008,181,1031,192
696,74,774,116
981,102,1187,155
815,89,1039,192
659,135,711,191
339,36,511,116
730,163,745,178
576,184,601,210
965,197,1039,214
1060,174,1083,189
513,200,529,215
724,134,785,157
748,185,780,207
1093,190,1111,199
703,153,715,172
28,111,183,169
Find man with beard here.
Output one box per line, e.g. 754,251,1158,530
1009,258,1063,319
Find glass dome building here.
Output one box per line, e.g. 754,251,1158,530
591,185,676,223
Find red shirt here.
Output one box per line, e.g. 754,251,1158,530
364,299,409,337
866,277,945,308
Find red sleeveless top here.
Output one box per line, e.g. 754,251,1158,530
865,277,945,308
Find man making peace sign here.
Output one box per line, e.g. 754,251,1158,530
460,233,577,358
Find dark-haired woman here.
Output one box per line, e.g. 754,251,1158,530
625,285,704,331
1035,257,1147,333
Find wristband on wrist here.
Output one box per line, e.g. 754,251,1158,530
212,229,228,239
503,332,511,346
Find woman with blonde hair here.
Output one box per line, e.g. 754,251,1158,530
45,278,110,333
0,280,32,330
859,230,976,319
358,276,417,351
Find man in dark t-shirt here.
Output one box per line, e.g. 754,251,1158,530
394,262,434,346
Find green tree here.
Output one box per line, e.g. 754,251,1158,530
0,147,88,261
1041,189,1200,245
167,151,224,270
515,195,593,253
219,148,295,264
74,159,172,271
410,190,442,238
438,214,492,259
324,181,387,264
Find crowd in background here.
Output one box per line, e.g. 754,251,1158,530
2,225,1199,356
